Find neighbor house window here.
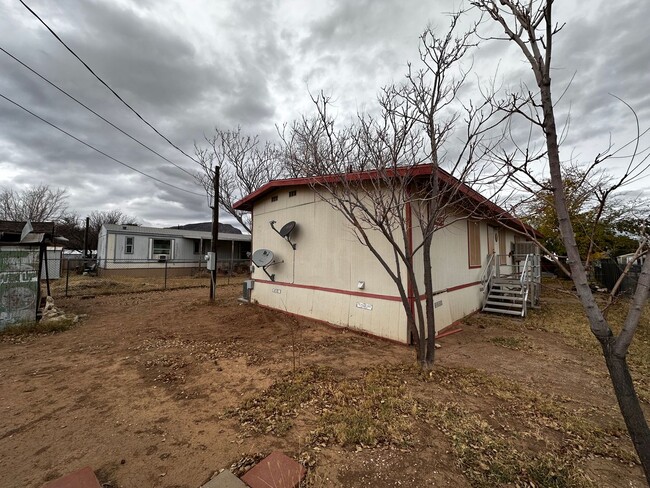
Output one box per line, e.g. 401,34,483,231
153,239,171,255
125,236,134,254
468,220,481,268
289,190,297,197
271,195,278,202
193,240,200,254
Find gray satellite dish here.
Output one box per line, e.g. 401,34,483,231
279,221,296,238
269,220,297,249
252,249,274,267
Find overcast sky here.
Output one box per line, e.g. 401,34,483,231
0,0,648,230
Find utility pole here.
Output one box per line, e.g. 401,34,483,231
209,166,220,301
83,216,90,258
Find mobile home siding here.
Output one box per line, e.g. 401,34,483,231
250,187,409,343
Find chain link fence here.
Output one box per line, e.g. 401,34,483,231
592,258,641,295
50,257,249,298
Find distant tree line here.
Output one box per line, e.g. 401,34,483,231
0,185,139,251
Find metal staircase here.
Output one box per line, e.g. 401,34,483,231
480,252,540,318
483,278,526,316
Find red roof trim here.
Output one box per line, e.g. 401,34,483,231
233,165,541,237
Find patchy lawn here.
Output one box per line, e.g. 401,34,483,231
0,278,647,487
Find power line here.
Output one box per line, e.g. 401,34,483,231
0,46,198,180
19,0,202,166
0,92,204,197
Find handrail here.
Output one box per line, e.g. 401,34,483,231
480,253,495,286
519,253,532,316
519,253,531,288
480,253,496,309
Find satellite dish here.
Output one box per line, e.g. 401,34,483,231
279,221,296,238
251,249,282,282
252,249,274,267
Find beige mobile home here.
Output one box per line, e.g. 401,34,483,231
234,165,540,344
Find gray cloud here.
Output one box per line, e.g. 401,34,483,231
0,0,648,229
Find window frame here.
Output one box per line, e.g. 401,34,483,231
467,220,482,269
125,236,134,254
498,228,507,265
151,238,172,257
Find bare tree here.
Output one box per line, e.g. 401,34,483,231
195,127,284,233
283,16,508,368
0,184,68,222
87,209,140,250
472,0,650,479
53,209,139,252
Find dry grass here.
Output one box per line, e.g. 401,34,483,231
488,335,532,350
465,277,650,405
230,365,418,447
0,317,78,337
232,359,637,487
49,274,245,297
429,401,591,488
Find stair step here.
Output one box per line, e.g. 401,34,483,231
485,300,523,307
483,307,524,316
487,293,523,299
488,290,521,297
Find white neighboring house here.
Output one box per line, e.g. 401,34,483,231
233,165,541,344
616,252,647,267
97,224,251,277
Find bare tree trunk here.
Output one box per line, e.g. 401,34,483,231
422,234,436,368
603,348,650,481
542,69,650,482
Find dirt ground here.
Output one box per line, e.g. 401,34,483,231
0,279,647,487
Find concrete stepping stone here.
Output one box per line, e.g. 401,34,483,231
201,470,248,488
42,466,101,488
241,451,306,488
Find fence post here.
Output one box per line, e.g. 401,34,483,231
164,260,168,290
65,259,70,297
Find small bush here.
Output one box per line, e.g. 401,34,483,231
0,317,77,336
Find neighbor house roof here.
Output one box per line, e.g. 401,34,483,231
102,224,251,242
0,220,55,235
0,220,55,244
232,165,541,237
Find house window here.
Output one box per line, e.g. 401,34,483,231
271,195,278,202
153,239,171,255
202,240,211,254
125,236,134,254
468,220,481,268
289,190,297,197
193,240,200,254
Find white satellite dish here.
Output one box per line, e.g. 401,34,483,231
251,249,281,281
252,249,274,267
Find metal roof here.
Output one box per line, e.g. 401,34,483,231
101,224,251,241
233,164,541,238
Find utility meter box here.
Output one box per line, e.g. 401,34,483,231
206,252,216,271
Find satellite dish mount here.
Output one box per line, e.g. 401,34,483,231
251,249,282,282
270,220,297,249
